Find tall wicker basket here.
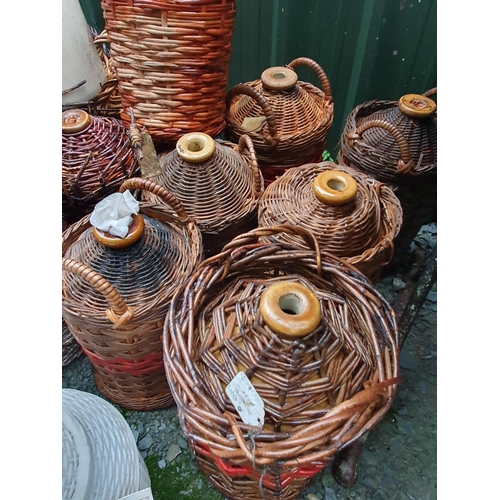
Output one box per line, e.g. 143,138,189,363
338,89,437,269
62,178,203,410
258,162,402,283
101,0,237,145
225,57,334,186
142,132,264,256
163,226,400,500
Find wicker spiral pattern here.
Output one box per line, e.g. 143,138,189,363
142,134,263,256
225,57,334,185
101,0,237,144
163,226,400,500
62,389,151,499
62,179,203,410
258,162,402,283
62,110,139,224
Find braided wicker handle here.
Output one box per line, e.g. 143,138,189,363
226,84,279,147
347,119,414,175
119,177,189,222
287,57,332,102
62,257,134,326
236,134,264,197
422,87,437,98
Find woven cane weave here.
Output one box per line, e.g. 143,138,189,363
163,225,400,500
258,162,402,283
142,133,263,256
62,109,139,224
63,319,83,367
62,179,202,410
101,0,237,144
225,57,334,186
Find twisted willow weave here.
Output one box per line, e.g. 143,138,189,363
62,109,139,224
163,225,400,500
142,134,264,256
101,0,237,144
62,179,202,410
225,57,334,186
258,162,402,283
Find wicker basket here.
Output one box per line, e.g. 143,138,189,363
338,89,437,269
62,178,203,410
163,226,400,500
62,109,140,224
225,57,334,186
101,0,237,145
258,162,402,283
141,132,263,256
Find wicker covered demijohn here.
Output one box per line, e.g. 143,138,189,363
338,89,437,267
258,162,402,283
225,57,334,186
62,178,203,410
163,226,400,500
62,109,139,224
142,132,264,256
101,0,237,145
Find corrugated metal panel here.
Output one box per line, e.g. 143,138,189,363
77,0,437,153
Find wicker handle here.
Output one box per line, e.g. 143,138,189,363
119,177,189,222
348,119,414,175
422,87,437,98
287,57,332,101
226,84,279,147
62,257,134,327
237,134,263,197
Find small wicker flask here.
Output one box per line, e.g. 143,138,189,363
258,162,403,282
62,178,203,410
142,132,264,256
163,226,400,500
225,57,334,186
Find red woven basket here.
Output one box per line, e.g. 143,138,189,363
101,0,237,145
163,225,400,500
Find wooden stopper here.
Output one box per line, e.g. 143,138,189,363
261,67,298,91
62,109,91,134
398,94,436,118
92,213,145,249
312,170,358,206
260,281,321,338
176,132,216,163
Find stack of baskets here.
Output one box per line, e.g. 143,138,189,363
163,226,400,500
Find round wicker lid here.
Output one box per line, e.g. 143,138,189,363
225,57,334,168
163,225,400,470
340,89,437,180
142,133,263,233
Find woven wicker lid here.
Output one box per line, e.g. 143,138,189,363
143,134,263,233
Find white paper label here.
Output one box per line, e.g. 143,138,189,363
118,488,154,500
225,371,265,427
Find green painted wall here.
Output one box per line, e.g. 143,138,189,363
76,0,437,154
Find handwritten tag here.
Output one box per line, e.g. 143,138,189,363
225,371,265,427
118,487,154,500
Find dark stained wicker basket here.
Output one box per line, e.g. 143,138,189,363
101,0,237,145
163,225,400,500
225,57,334,186
62,109,140,224
338,89,437,269
62,178,203,410
142,132,264,256
258,162,402,283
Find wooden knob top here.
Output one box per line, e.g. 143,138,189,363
176,132,216,163
312,170,358,205
398,94,437,118
261,66,298,91
62,109,92,134
259,281,321,338
92,213,145,249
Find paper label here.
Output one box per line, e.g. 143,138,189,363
225,371,265,427
118,487,154,500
